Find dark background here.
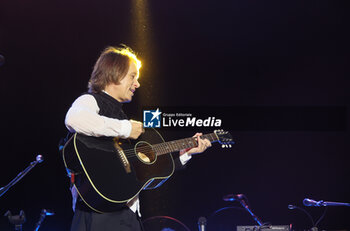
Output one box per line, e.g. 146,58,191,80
0,0,349,230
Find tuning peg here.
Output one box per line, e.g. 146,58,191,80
222,144,225,148
229,144,232,148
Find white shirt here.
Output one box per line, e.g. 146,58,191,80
65,93,192,216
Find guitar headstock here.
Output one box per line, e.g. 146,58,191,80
214,130,234,148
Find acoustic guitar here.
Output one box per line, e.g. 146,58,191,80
62,129,233,213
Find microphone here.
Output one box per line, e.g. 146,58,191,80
0,154,44,198
198,217,207,231
303,198,350,207
303,198,322,207
223,194,245,202
36,155,44,163
42,209,55,216
31,155,44,166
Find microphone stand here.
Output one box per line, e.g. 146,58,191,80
0,155,43,198
320,201,350,207
238,198,263,226
34,209,55,231
301,197,349,230
304,198,350,207
223,194,264,226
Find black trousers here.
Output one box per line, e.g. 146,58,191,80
70,208,144,231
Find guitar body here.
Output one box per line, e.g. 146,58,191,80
62,128,175,213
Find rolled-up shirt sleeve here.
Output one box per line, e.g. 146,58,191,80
65,94,131,138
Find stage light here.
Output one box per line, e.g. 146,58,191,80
130,0,153,55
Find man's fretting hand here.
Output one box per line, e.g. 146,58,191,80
180,133,212,156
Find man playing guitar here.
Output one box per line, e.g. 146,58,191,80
64,45,211,231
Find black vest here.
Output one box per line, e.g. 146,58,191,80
88,91,128,120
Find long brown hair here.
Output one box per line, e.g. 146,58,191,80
88,46,141,93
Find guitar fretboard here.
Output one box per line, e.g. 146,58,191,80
153,133,218,156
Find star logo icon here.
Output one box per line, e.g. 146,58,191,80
143,108,162,128
150,108,162,121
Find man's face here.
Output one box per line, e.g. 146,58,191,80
106,61,140,103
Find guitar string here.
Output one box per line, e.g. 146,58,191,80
119,135,218,158
119,137,205,154
119,134,216,156
121,142,197,157
120,140,200,157
116,135,232,159
108,132,227,158
120,138,222,158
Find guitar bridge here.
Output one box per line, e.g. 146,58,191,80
114,138,131,173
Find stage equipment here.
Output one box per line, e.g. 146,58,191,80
223,194,263,226
198,216,207,231
237,225,290,231
301,197,350,229
289,199,333,230
4,210,26,231
4,208,54,231
34,209,55,231
303,198,350,207
0,155,44,198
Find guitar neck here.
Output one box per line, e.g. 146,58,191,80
153,133,218,156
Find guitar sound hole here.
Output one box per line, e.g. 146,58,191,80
135,142,156,164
